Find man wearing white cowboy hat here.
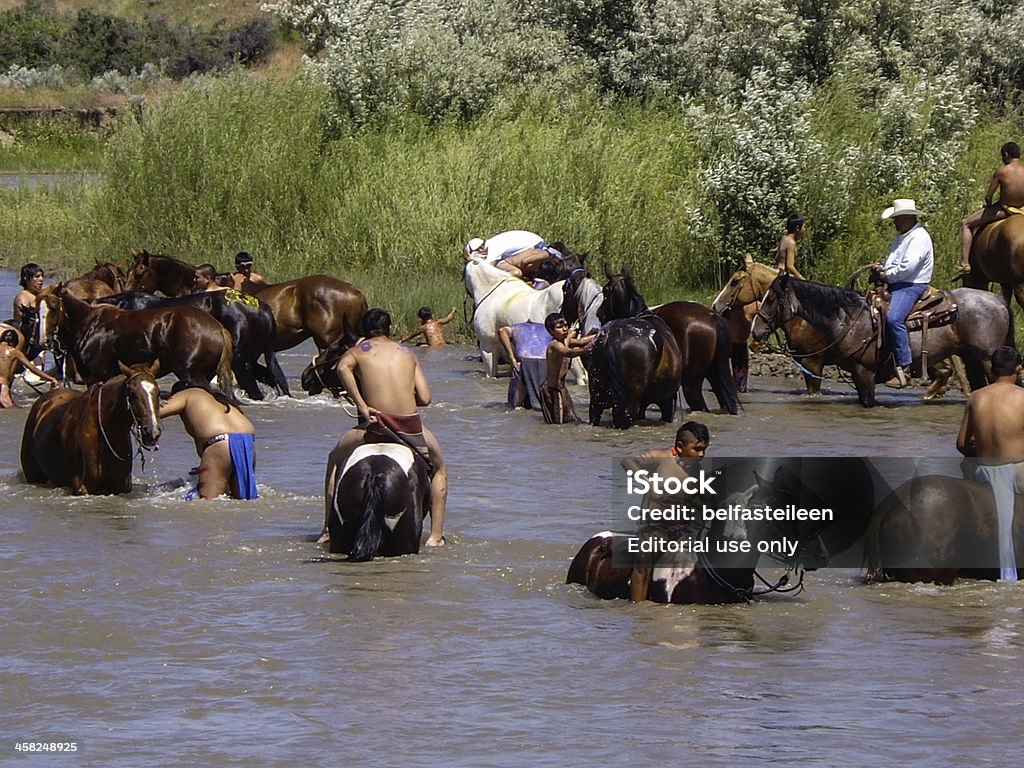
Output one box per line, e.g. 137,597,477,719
871,198,934,388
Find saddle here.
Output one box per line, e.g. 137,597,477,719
869,285,958,333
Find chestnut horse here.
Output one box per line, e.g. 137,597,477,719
20,361,161,494
963,213,1024,341
127,251,367,351
98,289,290,400
64,261,128,302
38,285,236,401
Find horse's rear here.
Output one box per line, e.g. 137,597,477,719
864,474,1020,584
653,302,739,414
251,275,367,351
21,387,81,488
588,316,681,428
328,444,430,560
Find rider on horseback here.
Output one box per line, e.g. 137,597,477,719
321,308,448,547
957,141,1024,278
871,199,934,388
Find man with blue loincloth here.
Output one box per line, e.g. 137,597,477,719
159,383,258,500
320,308,448,547
956,346,1024,581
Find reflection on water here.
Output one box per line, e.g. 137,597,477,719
1,270,1021,766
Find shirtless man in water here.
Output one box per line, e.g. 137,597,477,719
159,384,258,500
957,142,1024,277
957,346,1024,580
0,329,58,407
320,308,447,546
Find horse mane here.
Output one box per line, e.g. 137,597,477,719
788,278,867,328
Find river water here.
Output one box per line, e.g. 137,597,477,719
2,269,1022,766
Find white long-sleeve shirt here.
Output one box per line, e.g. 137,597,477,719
882,223,933,284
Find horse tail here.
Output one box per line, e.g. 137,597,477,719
605,334,633,425
215,327,237,404
708,312,740,415
347,460,392,562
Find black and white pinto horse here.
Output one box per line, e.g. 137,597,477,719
327,441,432,561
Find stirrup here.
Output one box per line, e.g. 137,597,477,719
884,366,909,389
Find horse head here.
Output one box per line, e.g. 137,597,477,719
751,466,830,569
712,259,778,313
750,272,794,341
598,264,648,322
36,284,66,351
301,330,359,396
118,360,162,448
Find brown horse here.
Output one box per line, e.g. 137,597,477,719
64,261,128,302
964,213,1024,342
20,361,162,495
751,273,1008,407
128,251,367,351
713,259,838,396
865,472,1024,584
587,267,682,428
717,260,975,400
38,285,236,401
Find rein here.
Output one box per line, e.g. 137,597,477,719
758,291,875,360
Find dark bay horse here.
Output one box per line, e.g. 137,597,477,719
751,273,1008,407
98,290,290,400
38,285,236,401
865,473,1024,584
20,361,161,494
567,464,841,604
128,251,368,351
327,441,432,560
565,270,733,415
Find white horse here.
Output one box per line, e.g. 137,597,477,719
463,256,571,377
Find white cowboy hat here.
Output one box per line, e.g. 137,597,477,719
881,199,923,220
464,237,486,257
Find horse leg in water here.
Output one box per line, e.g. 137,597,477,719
657,395,676,423
851,363,877,408
681,376,708,412
731,342,749,393
801,356,825,396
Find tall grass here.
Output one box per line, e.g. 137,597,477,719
2,72,1024,340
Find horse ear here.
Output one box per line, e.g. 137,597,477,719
604,263,614,281
621,263,630,280
743,253,754,269
118,360,131,376
148,358,160,377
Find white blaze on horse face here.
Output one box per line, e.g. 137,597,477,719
37,297,51,348
139,379,161,438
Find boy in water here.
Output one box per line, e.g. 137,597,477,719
540,312,595,424
0,329,59,407
400,306,457,347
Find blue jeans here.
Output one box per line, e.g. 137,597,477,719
886,282,927,367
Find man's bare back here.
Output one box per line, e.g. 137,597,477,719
958,379,1024,458
993,160,1024,209
159,387,256,499
338,336,428,417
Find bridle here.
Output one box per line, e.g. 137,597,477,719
97,370,158,468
